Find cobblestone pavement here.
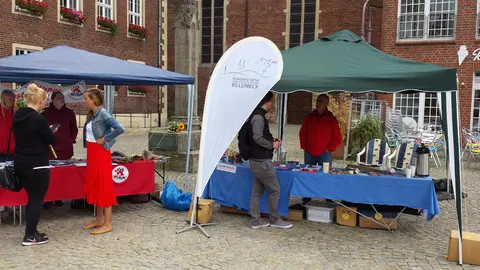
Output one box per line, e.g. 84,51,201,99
1,125,479,269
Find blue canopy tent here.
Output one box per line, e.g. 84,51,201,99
0,45,196,191
0,46,194,85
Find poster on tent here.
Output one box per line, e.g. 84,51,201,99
195,37,284,197
14,80,87,104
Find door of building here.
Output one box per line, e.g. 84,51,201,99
287,92,313,124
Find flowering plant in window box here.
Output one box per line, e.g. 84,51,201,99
128,24,147,39
97,16,118,34
15,0,48,16
128,86,148,94
60,8,87,24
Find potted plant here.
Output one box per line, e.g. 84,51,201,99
15,0,48,16
128,24,147,39
327,93,351,159
60,7,87,24
350,116,385,155
128,86,148,94
97,16,118,34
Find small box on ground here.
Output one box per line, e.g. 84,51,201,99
305,201,336,223
336,206,357,227
447,230,480,265
188,199,215,224
358,210,398,230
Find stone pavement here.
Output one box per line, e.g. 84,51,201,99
0,125,479,269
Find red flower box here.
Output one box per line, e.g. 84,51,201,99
15,0,48,15
97,16,118,34
128,24,147,39
128,86,148,94
60,7,87,24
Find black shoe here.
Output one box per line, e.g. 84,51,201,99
54,201,64,207
22,234,49,246
35,232,47,238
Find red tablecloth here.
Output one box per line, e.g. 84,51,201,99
0,160,155,206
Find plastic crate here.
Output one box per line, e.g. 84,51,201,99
305,201,336,223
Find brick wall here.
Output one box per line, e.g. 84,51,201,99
1,0,160,115
381,0,478,130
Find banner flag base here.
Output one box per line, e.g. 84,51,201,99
176,221,216,238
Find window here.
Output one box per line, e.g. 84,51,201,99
201,0,224,64
477,0,480,38
471,75,480,133
126,60,146,97
12,44,43,89
61,0,78,9
397,0,456,40
98,0,114,19
394,93,441,130
128,0,143,26
288,0,318,49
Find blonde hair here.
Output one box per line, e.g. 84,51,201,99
85,88,104,120
25,83,47,106
1,89,14,110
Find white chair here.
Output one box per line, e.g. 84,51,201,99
357,139,391,167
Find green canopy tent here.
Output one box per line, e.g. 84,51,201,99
273,30,464,264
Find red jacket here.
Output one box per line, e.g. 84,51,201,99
0,107,15,154
42,104,78,160
299,109,342,157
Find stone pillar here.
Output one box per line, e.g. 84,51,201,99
148,0,202,174
170,0,201,130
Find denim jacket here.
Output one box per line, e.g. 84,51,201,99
83,107,125,150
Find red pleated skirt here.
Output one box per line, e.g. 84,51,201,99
85,142,118,207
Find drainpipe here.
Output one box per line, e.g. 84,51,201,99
245,0,248,37
361,0,370,43
158,0,163,127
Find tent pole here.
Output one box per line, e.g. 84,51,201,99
104,85,114,114
184,84,194,191
276,94,282,162
344,99,353,160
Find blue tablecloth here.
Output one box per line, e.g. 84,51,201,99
203,165,440,221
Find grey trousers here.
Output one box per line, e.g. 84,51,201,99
249,159,280,222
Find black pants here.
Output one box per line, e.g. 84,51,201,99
16,168,50,237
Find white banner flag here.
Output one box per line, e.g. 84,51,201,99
195,37,284,197
15,80,87,104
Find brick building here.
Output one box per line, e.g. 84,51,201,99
166,0,383,124
1,0,167,127
380,0,478,133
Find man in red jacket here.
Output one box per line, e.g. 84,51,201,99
42,92,78,207
299,94,341,203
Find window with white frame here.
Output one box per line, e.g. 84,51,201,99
61,0,79,9
98,0,114,19
471,75,480,133
394,93,441,130
289,0,317,49
128,0,142,26
201,0,224,64
477,0,480,37
13,45,42,88
397,0,456,40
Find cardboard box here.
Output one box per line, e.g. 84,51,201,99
358,210,398,230
336,206,357,227
188,199,215,224
447,230,480,265
219,205,304,221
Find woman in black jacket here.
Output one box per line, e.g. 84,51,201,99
13,83,57,246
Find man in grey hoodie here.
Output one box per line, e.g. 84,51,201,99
249,92,292,229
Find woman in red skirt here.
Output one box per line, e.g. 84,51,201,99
82,89,124,234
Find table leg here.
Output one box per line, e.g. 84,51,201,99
163,163,166,185
13,206,16,226
19,206,22,227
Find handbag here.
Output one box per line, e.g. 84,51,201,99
0,126,22,192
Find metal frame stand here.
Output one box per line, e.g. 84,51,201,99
176,84,216,237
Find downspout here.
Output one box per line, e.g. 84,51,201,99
158,0,163,127
361,0,370,43
245,0,248,37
